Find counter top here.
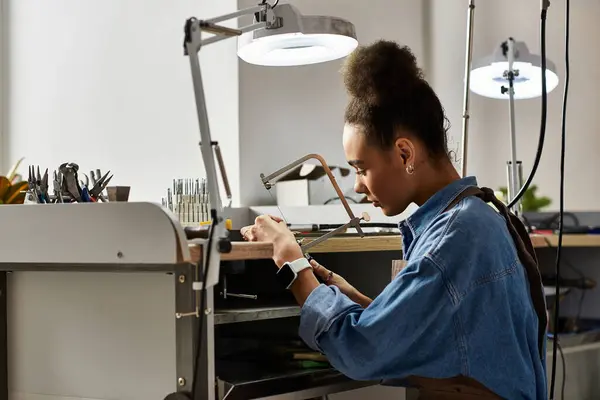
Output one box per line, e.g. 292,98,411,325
189,234,600,262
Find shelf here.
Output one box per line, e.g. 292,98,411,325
189,234,600,262
216,367,376,400
215,306,301,325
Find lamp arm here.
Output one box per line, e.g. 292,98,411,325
182,2,275,290
204,5,265,24
460,0,476,177
213,143,232,207
200,22,267,47
260,153,364,236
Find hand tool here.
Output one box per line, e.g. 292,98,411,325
81,187,96,202
27,166,40,203
297,212,371,253
59,163,83,202
27,165,50,204
261,153,366,244
79,173,90,190
89,171,112,201
53,171,65,203
164,177,214,225
37,167,50,203
220,275,258,300
90,170,100,186
90,169,109,201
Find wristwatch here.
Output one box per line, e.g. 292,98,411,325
276,257,312,289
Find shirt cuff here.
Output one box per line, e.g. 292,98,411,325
299,284,361,352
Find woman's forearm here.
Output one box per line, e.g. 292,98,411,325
290,270,373,308
290,269,320,306
348,290,373,308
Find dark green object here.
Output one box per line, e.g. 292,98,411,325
499,184,552,212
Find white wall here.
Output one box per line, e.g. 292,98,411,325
0,0,6,173
4,1,238,400
237,0,426,206
239,0,600,211
4,0,240,204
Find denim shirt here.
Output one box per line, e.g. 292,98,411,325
299,176,547,399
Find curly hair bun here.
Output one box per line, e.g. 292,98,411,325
342,40,424,107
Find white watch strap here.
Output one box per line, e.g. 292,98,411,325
288,257,311,274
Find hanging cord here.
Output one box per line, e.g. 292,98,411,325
543,236,587,332
548,333,567,400
558,339,566,400
506,9,549,209
549,0,570,397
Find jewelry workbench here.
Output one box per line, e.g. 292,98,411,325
0,203,598,400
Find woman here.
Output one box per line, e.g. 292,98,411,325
241,40,547,399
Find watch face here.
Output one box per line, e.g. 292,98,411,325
276,264,296,288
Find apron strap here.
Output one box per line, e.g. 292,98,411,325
444,186,547,360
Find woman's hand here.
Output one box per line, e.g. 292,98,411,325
310,258,355,296
310,258,373,308
240,215,303,267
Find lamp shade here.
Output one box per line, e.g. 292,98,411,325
237,4,358,67
470,40,559,100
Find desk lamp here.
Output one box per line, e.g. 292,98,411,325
169,3,358,400
469,38,558,214
183,1,357,290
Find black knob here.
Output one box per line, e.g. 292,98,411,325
218,238,232,253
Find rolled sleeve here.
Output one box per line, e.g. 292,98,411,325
297,257,458,381
299,284,362,352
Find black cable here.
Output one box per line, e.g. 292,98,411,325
507,9,548,210
558,340,566,400
549,0,570,397
190,211,217,399
543,236,587,330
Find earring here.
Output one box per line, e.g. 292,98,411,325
406,164,415,175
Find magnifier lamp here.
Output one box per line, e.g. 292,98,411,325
237,4,358,66
171,3,357,400
469,38,559,214
183,2,358,291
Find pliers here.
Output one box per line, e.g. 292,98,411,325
28,166,50,203
59,163,83,202
53,171,65,203
37,167,50,203
89,171,112,202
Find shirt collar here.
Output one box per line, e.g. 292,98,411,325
399,176,478,240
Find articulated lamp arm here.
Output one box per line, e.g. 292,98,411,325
182,3,278,289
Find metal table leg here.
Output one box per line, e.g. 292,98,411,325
174,262,215,400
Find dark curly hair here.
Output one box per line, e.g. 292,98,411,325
342,40,450,159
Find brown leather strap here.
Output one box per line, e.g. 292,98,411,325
445,186,547,360
406,375,502,399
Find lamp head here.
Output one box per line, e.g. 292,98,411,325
470,40,559,100
237,4,358,67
